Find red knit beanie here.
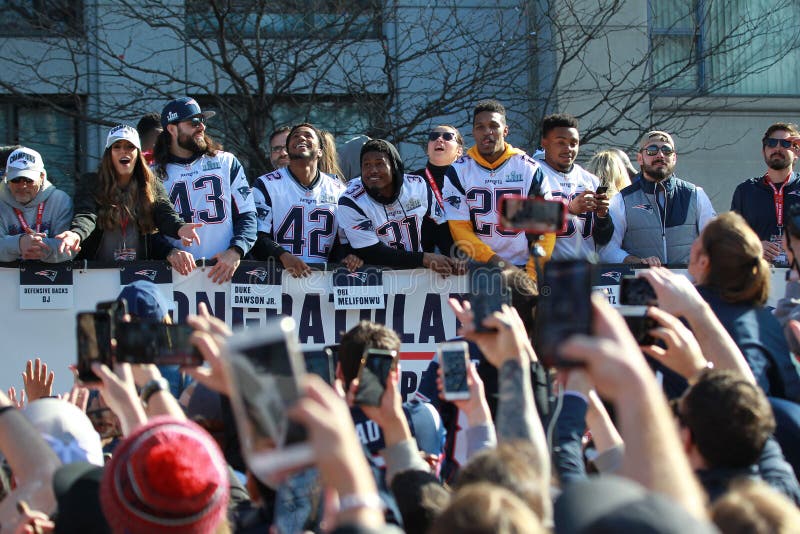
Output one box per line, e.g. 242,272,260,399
100,417,229,534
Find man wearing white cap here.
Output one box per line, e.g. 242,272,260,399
0,147,72,262
152,97,257,283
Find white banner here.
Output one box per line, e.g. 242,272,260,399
0,262,790,397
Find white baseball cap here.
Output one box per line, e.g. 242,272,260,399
105,124,141,150
5,147,45,181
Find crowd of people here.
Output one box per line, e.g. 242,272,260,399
0,96,800,532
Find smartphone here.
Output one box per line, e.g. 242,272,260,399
224,317,313,480
619,276,657,306
115,320,202,366
619,306,657,346
354,348,398,407
595,185,608,195
303,348,335,385
438,341,470,401
534,260,593,368
76,312,113,383
96,299,127,323
468,264,510,333
498,195,568,234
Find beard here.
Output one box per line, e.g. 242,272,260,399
766,154,791,170
177,130,207,153
641,160,674,181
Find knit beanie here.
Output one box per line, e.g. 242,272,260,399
100,417,229,534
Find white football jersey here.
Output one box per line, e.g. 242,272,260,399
441,153,550,265
252,168,346,262
539,161,601,260
160,151,256,258
338,174,446,251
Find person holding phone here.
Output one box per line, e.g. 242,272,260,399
56,124,201,268
537,113,613,260
337,321,445,470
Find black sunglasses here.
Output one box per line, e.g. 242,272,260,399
642,144,674,157
428,131,456,142
8,177,35,184
763,137,795,149
184,116,206,128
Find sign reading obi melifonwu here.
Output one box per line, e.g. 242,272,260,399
230,262,282,311
332,267,384,310
19,263,74,309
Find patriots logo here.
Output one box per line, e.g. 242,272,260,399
35,270,58,282
601,271,622,283
246,268,268,282
256,207,270,220
237,186,251,199
632,204,653,212
135,269,158,281
353,220,374,231
346,272,368,283
446,195,461,209
789,190,800,197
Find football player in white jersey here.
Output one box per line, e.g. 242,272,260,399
152,97,257,283
442,100,553,270
538,113,613,260
251,123,362,277
338,139,463,275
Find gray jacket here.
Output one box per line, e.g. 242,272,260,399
0,178,73,262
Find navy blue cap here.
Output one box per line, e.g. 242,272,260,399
160,97,216,129
117,280,170,320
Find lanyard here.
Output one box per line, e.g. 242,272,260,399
13,202,45,234
424,167,445,210
765,174,787,228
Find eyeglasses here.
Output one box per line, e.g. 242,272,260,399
763,137,795,149
184,116,206,128
642,144,675,157
270,145,286,153
428,131,457,142
8,177,35,185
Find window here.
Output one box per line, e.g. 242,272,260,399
186,0,382,39
649,0,800,96
0,1,83,36
0,100,82,197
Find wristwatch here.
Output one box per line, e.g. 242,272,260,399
140,377,170,404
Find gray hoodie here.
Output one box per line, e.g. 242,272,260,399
0,178,73,262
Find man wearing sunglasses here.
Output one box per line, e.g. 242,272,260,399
152,97,257,283
600,130,715,266
731,123,800,266
0,146,72,262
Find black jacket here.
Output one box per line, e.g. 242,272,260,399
69,172,184,261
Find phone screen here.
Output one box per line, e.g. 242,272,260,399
469,265,509,333
231,338,307,447
500,196,566,233
115,321,202,366
619,276,657,306
76,312,112,383
535,260,593,367
303,349,334,385
441,347,469,394
595,186,608,195
354,350,396,406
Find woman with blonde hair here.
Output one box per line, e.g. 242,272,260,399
586,149,632,197
319,129,344,182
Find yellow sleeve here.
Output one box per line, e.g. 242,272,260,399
525,232,556,284
448,220,497,263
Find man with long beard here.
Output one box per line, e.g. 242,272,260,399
600,130,715,266
731,123,800,265
152,97,256,283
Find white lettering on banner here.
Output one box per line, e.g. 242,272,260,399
0,265,788,397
